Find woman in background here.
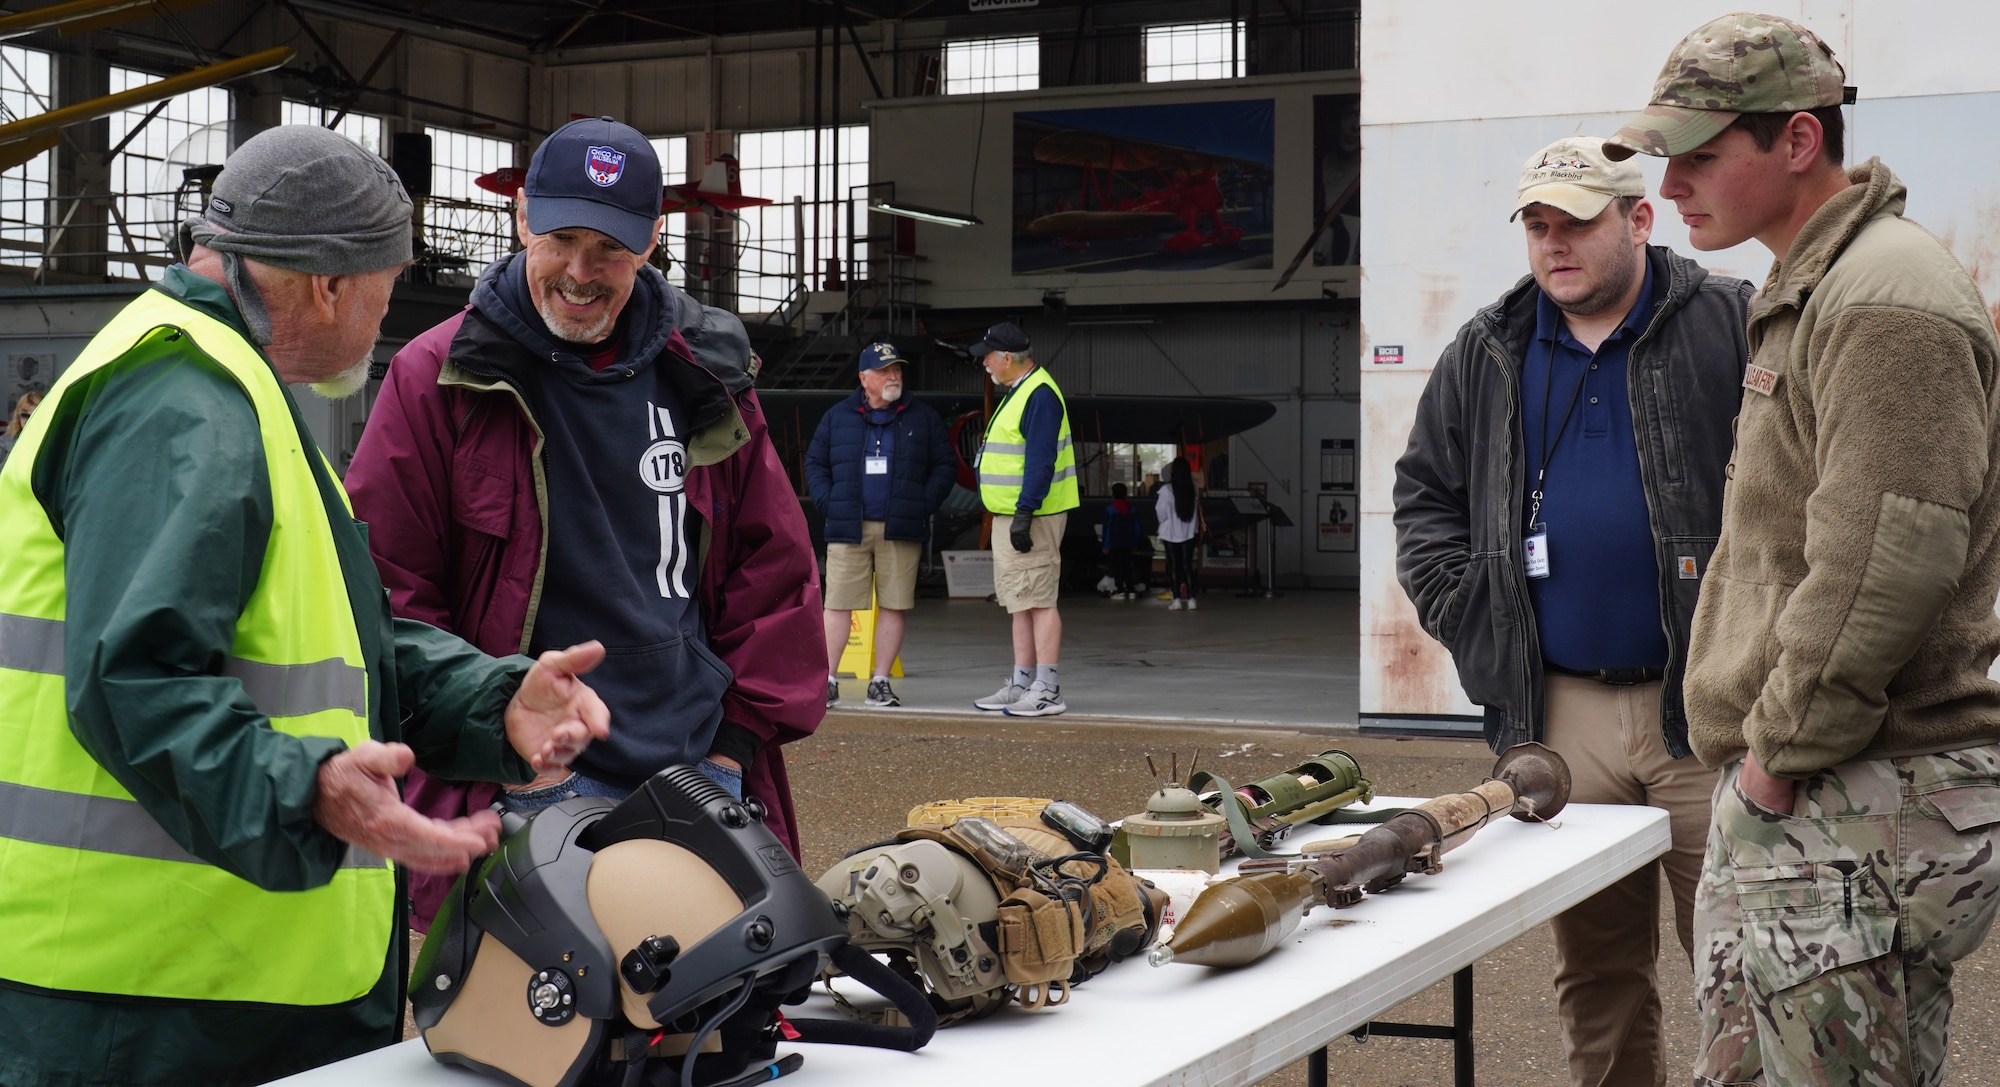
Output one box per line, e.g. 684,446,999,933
1155,456,1200,610
0,390,41,472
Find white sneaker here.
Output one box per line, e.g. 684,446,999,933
1004,682,1066,717
1168,598,1184,611
974,682,1027,711
1186,598,1198,611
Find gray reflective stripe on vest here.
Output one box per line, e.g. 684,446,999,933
983,466,1078,487
222,657,368,718
1,614,366,718
981,437,1071,457
0,779,384,869
0,612,62,675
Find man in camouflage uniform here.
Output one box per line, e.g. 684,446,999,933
1607,14,2000,1085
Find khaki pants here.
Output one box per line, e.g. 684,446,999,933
1542,673,1718,1087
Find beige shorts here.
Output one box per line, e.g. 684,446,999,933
993,511,1066,613
824,521,921,611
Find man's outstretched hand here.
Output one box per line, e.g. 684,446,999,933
314,740,499,875
507,641,612,774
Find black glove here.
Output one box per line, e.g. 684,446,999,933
1010,510,1035,553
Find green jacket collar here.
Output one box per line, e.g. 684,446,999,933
1752,158,1906,323
153,264,259,344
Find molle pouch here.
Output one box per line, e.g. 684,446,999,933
994,886,1084,988
1081,864,1164,967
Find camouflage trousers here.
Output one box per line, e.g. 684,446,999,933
1693,745,2000,1086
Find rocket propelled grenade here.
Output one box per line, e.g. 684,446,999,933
1149,743,1571,969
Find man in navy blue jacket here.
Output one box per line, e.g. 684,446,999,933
806,343,956,707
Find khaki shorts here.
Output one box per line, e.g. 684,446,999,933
993,511,1066,613
824,521,921,611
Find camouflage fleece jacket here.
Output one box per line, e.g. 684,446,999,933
1686,159,2000,774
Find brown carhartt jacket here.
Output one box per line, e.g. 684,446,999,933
1686,159,2000,774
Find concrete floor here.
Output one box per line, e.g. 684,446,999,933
828,588,1360,727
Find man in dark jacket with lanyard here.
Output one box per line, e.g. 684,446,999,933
1392,136,1750,1087
806,342,956,708
0,126,611,1087
971,321,1077,717
347,117,826,931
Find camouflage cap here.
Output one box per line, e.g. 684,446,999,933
1511,136,1646,222
1604,12,1846,160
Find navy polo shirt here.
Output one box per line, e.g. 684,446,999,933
1518,260,1668,671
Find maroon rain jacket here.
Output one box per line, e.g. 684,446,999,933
347,289,826,930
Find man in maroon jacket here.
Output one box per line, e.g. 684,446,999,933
347,117,826,928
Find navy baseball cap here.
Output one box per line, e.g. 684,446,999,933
969,321,1030,358
523,116,662,253
858,342,905,372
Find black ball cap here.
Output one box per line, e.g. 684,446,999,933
969,321,1030,358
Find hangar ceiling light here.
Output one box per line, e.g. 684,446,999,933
871,199,982,228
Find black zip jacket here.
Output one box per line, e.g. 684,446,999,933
1392,246,1751,757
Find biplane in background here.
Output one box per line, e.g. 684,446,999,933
1010,101,1275,275
1020,129,1262,256
473,153,773,217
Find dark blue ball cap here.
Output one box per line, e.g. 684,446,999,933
969,321,1030,358
523,116,662,253
857,342,906,372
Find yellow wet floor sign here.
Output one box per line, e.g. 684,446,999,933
835,581,905,678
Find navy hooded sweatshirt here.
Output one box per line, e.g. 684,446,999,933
471,256,734,787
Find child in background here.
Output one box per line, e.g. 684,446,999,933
1101,482,1144,600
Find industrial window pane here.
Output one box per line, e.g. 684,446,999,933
281,101,384,158
650,134,688,259
1144,21,1246,82
0,45,53,269
944,36,1039,95
108,67,232,281
424,126,515,277
731,125,867,316
425,126,513,206
649,136,688,185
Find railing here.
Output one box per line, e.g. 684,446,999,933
0,189,878,325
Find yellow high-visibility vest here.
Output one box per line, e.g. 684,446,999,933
978,366,1078,516
0,288,390,1006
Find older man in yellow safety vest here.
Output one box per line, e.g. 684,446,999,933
0,126,611,1087
971,321,1078,718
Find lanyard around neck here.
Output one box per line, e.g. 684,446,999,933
1528,335,1592,529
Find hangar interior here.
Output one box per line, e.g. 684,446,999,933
0,0,1363,726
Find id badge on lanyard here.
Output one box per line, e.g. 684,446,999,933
1524,522,1551,579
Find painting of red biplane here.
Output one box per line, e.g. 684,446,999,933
1011,100,1274,275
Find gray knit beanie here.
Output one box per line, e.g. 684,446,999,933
179,124,413,344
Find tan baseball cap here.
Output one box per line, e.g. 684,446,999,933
1604,12,1846,160
1511,137,1646,222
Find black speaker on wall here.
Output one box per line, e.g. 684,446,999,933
390,132,432,197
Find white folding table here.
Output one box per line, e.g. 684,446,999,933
269,801,1670,1087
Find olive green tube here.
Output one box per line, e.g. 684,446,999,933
1148,870,1320,968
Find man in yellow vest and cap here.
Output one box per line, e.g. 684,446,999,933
972,321,1078,717
0,126,611,1087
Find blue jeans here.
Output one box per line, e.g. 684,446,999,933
496,759,744,814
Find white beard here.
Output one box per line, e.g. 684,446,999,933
880,384,903,402
308,355,373,400
537,275,617,344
